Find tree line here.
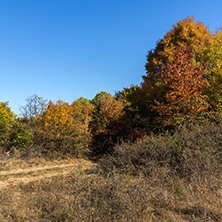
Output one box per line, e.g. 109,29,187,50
1,17,222,157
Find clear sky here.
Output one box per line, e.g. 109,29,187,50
0,0,222,114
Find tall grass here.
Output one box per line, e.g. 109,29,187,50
0,122,222,221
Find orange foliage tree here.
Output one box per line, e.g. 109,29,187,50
37,100,90,156
153,47,209,124
141,17,212,126
90,92,126,154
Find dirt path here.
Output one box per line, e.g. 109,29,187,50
0,159,95,190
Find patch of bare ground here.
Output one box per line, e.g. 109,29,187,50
0,158,95,190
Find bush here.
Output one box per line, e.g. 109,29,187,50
9,119,33,150
99,122,222,180
0,102,33,154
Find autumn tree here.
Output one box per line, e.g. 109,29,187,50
0,102,33,153
90,92,126,154
72,97,94,133
199,31,222,114
0,102,16,151
153,47,209,125
142,17,213,113
37,100,90,156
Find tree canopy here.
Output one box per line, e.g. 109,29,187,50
142,17,213,107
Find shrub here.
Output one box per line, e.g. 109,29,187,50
8,118,33,150
99,122,222,180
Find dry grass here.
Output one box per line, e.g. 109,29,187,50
0,157,94,190
0,122,222,221
0,168,221,221
0,160,221,221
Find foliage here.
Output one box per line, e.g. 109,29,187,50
117,85,140,116
72,97,94,130
1,17,222,158
153,47,209,125
116,85,150,131
99,121,222,179
90,92,126,154
0,102,33,153
142,16,213,115
36,100,90,156
0,102,15,130
200,31,222,113
0,102,16,151
8,118,33,150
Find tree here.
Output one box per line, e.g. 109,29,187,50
199,31,222,113
90,92,126,154
20,94,48,124
116,85,150,132
142,17,213,111
0,102,16,150
36,100,90,156
0,102,32,153
72,97,94,132
153,47,209,124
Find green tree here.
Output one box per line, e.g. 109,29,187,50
72,97,94,132
116,85,149,131
9,119,33,150
0,102,32,153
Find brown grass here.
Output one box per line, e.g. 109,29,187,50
0,122,222,221
0,160,221,221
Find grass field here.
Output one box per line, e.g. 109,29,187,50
1,123,222,221
0,156,221,221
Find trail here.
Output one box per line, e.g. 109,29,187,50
0,159,94,190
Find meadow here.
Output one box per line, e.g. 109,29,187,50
0,122,222,222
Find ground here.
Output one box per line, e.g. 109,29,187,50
0,157,95,190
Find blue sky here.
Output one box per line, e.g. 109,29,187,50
0,0,222,114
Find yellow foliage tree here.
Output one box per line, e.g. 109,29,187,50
200,31,222,114
37,100,90,156
142,17,213,111
0,102,16,150
72,97,94,133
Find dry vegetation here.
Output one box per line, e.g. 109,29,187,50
0,122,222,222
0,157,94,190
